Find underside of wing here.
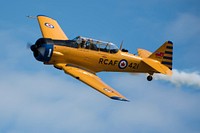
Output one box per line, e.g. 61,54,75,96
55,64,129,101
37,15,68,40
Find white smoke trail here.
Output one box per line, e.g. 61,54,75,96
154,69,200,88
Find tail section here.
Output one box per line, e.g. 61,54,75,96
149,41,173,70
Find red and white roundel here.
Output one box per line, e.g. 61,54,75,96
118,59,128,69
103,88,113,93
45,23,54,28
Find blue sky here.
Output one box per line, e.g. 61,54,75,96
0,0,200,133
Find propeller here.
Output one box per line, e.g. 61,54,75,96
120,40,123,50
26,42,38,52
26,42,33,49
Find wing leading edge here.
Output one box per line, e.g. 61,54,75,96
37,15,68,40
55,64,129,102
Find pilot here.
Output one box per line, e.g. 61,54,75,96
85,40,90,49
90,43,98,51
76,36,82,44
80,39,86,48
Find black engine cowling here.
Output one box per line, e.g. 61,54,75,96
31,38,54,62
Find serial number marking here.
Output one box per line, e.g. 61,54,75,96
128,63,139,69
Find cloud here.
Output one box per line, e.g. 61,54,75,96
165,13,200,43
162,13,200,69
110,74,200,133
0,70,107,133
155,69,200,88
1,70,200,133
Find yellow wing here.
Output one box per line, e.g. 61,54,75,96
37,15,68,40
55,64,129,101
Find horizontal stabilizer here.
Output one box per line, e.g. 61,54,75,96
142,58,172,76
138,48,152,58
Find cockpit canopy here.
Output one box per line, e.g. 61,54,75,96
73,36,119,53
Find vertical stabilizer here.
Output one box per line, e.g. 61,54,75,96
149,41,173,70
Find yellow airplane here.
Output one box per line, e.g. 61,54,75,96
30,15,173,101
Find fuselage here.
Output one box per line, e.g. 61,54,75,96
32,37,154,74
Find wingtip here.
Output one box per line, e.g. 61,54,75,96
37,15,55,20
110,96,130,102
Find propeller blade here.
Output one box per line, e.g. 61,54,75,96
26,42,33,49
120,40,123,50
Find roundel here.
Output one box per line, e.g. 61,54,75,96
118,59,128,69
45,23,54,28
103,88,113,93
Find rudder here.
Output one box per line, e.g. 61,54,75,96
149,41,173,70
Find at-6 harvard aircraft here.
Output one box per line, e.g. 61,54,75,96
29,15,173,101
